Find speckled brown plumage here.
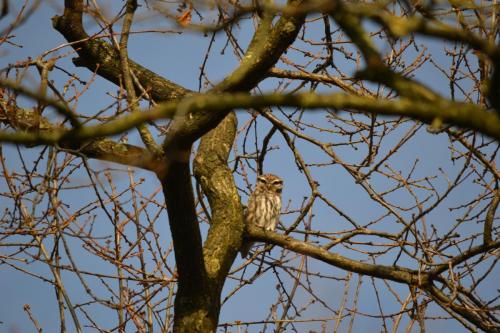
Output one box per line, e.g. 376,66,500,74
241,174,283,258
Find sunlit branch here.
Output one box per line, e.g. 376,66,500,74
0,78,80,127
248,225,428,285
1,92,498,146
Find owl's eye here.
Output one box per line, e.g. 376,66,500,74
272,180,283,185
257,177,266,183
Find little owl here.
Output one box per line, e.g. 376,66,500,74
240,173,283,258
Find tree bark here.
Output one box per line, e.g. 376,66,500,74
51,1,305,331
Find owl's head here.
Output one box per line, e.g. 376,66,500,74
256,174,283,194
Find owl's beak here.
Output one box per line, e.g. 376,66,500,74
276,188,282,193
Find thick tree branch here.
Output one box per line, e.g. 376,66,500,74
250,224,499,284
192,112,244,328
194,113,244,281
214,0,306,93
0,78,80,128
52,0,189,103
0,106,157,170
428,285,497,332
429,241,500,277
247,225,428,285
249,225,500,331
345,3,498,57
2,92,498,146
484,190,499,245
160,0,306,151
262,1,498,59
160,154,210,332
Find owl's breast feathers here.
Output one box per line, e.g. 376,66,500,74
246,190,281,231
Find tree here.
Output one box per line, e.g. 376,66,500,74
0,0,498,332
